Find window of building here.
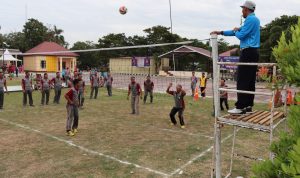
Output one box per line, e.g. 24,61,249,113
40,60,46,69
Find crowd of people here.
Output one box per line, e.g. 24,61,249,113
0,68,298,136
1,64,24,78
0,65,227,136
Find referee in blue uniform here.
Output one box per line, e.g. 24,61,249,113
211,1,260,114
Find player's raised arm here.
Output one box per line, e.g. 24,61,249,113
166,83,173,95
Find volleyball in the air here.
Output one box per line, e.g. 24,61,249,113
119,6,127,15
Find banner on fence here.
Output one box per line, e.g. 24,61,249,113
218,56,239,70
132,57,150,68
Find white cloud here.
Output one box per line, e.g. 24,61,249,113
0,0,299,46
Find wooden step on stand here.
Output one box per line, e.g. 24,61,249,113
218,111,286,132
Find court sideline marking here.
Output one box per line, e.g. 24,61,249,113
0,118,235,177
0,118,170,178
169,129,239,176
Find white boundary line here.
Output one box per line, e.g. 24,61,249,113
161,128,214,139
3,108,213,140
0,118,169,177
169,130,239,176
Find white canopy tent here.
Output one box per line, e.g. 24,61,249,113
0,49,22,66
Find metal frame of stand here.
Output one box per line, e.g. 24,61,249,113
210,34,288,178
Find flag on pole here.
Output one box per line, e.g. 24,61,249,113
194,87,199,101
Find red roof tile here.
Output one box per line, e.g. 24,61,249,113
24,41,79,57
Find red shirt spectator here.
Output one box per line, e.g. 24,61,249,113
65,88,79,105
128,82,141,96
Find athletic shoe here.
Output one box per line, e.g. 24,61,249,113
73,129,78,133
228,108,245,114
66,131,75,136
245,106,253,113
181,125,185,129
170,123,176,126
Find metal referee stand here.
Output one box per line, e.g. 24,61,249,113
210,34,288,178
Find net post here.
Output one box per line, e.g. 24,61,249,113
211,34,221,178
229,126,237,176
269,65,277,160
172,53,176,85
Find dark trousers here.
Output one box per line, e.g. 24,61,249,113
23,90,33,106
41,90,50,105
170,107,185,126
90,87,99,99
143,90,153,103
72,106,79,130
235,48,259,109
191,84,196,96
0,91,4,109
200,87,206,97
78,91,85,106
220,98,229,110
54,88,61,104
107,85,112,96
65,76,70,86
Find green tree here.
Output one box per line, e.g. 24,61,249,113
71,41,101,70
260,15,299,62
3,32,26,52
252,18,300,178
22,18,68,51
47,25,68,47
70,25,221,72
23,18,49,51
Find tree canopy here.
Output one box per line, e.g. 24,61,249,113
260,15,299,62
1,15,299,70
0,18,67,52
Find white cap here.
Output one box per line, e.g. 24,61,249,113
241,1,256,11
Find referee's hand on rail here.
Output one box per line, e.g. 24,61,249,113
210,31,222,35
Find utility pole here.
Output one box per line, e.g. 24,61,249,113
168,0,173,34
25,4,28,22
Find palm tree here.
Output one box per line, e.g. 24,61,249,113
48,25,66,46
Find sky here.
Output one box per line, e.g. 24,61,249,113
0,0,300,46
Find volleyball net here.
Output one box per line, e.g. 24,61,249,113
11,40,216,97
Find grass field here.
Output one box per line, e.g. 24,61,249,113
0,87,277,178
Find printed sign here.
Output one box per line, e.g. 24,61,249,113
132,57,150,68
219,56,239,70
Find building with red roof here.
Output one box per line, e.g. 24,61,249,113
219,48,239,57
23,41,79,72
